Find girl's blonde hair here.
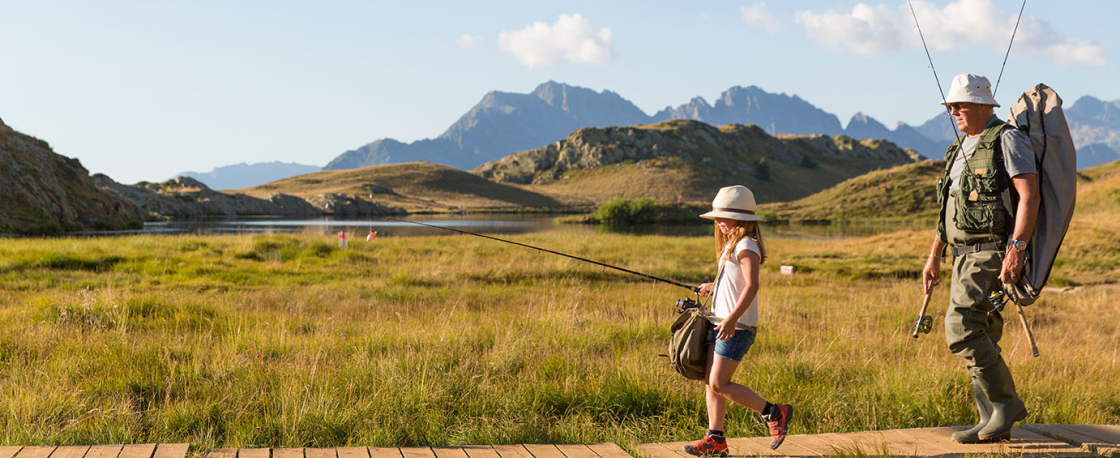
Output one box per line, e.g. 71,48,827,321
715,220,767,265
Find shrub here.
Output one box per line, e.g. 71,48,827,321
595,197,656,225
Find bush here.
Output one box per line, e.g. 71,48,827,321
595,197,656,225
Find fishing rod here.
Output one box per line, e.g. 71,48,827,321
390,218,701,293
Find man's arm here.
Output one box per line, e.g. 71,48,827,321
922,233,946,293
1001,173,1040,284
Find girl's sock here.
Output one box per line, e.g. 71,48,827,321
707,429,725,441
762,402,776,418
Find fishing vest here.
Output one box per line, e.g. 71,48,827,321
937,116,1014,244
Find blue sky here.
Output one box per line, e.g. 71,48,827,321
1,0,1116,184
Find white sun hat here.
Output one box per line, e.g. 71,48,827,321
700,185,765,221
940,73,1000,107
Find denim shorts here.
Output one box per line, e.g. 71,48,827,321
705,321,756,362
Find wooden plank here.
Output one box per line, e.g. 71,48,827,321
238,449,269,458
430,448,467,458
49,445,88,458
153,444,189,458
459,447,498,458
337,448,369,458
631,445,671,458
643,443,693,458
366,449,400,458
398,448,434,458
584,444,631,458
1061,424,1120,445
14,447,55,458
0,447,21,458
489,446,531,458
520,445,564,458
553,445,596,458
205,449,237,458
1025,424,1120,455
304,449,336,458
120,445,157,458
85,446,123,458
272,449,303,458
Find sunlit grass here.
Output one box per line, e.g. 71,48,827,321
0,226,1116,450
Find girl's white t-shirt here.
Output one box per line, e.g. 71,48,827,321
709,237,760,329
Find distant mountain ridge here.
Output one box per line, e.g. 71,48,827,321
324,82,955,173
176,161,321,190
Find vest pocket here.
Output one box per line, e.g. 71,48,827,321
954,190,1007,234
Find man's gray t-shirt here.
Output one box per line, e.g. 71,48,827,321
948,127,1036,191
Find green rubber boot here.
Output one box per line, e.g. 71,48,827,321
976,358,1027,442
952,378,993,443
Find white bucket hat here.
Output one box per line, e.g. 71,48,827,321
700,185,765,222
940,73,1000,107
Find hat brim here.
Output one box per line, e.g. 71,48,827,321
940,95,1000,108
700,210,765,222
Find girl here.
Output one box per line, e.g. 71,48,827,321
685,185,792,455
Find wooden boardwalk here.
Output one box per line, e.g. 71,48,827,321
203,445,634,458
638,424,1120,457
0,445,189,458
1,425,1117,458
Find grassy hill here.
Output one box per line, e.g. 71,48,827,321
760,160,944,221
239,162,592,213
476,120,922,206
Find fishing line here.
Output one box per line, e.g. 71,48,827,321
390,218,700,293
906,0,963,141
993,0,1028,97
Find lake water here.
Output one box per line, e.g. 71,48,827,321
132,215,929,240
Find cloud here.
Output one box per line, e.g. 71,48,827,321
794,0,1106,66
1047,40,1107,67
498,14,615,68
794,4,902,57
456,34,483,49
742,2,784,35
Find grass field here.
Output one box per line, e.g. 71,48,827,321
0,215,1117,452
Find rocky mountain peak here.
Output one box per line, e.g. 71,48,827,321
0,116,11,133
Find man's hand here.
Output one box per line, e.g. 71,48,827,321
1000,248,1027,285
922,255,941,294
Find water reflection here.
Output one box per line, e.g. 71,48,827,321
132,215,929,239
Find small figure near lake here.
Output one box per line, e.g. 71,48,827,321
921,74,1040,444
685,185,792,455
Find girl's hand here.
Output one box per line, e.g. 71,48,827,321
714,321,735,340
698,283,714,297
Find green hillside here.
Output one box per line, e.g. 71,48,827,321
760,160,944,221
240,162,591,213
475,120,922,205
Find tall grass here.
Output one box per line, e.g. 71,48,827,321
0,227,1116,450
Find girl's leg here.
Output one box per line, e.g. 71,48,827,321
708,355,766,412
704,347,728,431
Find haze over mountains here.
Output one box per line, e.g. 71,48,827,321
180,82,1118,189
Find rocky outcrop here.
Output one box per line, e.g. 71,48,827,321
305,193,406,217
0,120,143,235
94,176,326,220
473,119,922,203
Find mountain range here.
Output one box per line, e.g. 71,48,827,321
176,161,321,190
321,82,1118,175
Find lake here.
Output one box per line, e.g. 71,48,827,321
131,215,930,240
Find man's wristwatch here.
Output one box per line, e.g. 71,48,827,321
1009,239,1028,252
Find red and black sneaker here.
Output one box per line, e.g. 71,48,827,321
683,435,728,457
764,404,793,450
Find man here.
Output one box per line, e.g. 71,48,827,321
921,74,1040,444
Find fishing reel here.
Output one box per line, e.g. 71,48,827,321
914,315,933,335
988,289,1010,317
676,297,701,313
